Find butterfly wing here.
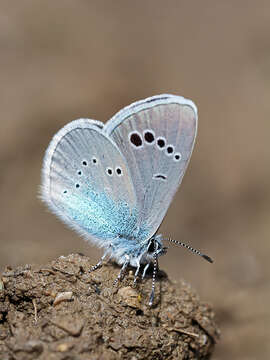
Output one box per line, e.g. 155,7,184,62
41,118,138,248
104,94,197,238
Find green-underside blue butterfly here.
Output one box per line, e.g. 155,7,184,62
41,94,213,306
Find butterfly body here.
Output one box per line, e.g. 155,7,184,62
41,94,202,301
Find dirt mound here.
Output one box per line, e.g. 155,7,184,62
0,254,219,359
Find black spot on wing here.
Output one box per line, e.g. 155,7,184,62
153,174,167,181
157,138,165,148
144,131,155,143
130,132,143,147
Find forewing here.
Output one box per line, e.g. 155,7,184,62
41,118,137,246
104,95,197,237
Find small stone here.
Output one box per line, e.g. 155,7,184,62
56,342,74,352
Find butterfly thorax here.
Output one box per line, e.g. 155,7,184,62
108,234,166,267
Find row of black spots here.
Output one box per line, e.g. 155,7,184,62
81,157,98,167
129,130,182,161
129,130,156,148
157,139,182,161
130,130,168,149
75,157,99,182
156,138,176,159
129,130,172,153
166,146,182,162
63,182,81,195
106,166,123,177
62,165,124,195
80,157,123,177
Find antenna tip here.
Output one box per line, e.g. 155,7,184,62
202,254,214,263
149,290,155,307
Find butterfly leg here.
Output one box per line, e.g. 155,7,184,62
113,255,130,285
89,244,114,273
133,260,141,284
142,263,150,279
89,252,107,273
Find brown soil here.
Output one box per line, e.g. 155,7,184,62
0,254,219,359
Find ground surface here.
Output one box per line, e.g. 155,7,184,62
0,254,219,359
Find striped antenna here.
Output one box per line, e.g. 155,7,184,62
166,238,213,263
149,253,158,306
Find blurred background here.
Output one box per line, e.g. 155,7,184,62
1,1,270,358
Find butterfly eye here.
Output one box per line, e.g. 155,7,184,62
129,132,143,148
147,239,155,253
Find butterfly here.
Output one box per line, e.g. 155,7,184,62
41,94,213,306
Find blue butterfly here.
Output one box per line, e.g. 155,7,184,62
41,94,212,306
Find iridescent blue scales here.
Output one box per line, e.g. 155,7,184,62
41,94,212,306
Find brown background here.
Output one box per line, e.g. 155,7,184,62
1,1,270,359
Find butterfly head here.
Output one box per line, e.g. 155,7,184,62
143,234,167,262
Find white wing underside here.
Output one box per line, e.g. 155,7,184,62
105,94,197,237
42,95,197,244
42,119,137,247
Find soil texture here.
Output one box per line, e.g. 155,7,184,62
0,254,219,359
